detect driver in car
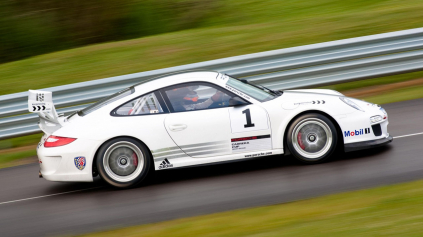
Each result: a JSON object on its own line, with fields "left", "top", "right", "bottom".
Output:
{"left": 170, "top": 86, "right": 223, "bottom": 111}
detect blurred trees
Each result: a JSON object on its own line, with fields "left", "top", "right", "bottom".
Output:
{"left": 0, "top": 0, "right": 218, "bottom": 64}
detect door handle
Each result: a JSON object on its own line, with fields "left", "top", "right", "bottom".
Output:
{"left": 169, "top": 124, "right": 187, "bottom": 132}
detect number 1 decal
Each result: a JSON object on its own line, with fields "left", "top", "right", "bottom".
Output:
{"left": 242, "top": 109, "right": 255, "bottom": 128}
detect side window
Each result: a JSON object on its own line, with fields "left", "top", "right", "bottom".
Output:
{"left": 163, "top": 83, "right": 247, "bottom": 112}
{"left": 115, "top": 92, "right": 165, "bottom": 115}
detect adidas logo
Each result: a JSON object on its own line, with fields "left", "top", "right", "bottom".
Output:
{"left": 158, "top": 158, "right": 173, "bottom": 169}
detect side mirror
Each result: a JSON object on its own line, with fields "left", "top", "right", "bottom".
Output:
{"left": 229, "top": 96, "right": 248, "bottom": 106}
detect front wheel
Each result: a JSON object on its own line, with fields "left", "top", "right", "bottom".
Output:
{"left": 286, "top": 113, "right": 338, "bottom": 164}
{"left": 97, "top": 137, "right": 151, "bottom": 188}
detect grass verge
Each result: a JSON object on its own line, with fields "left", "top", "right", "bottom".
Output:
{"left": 0, "top": 149, "right": 37, "bottom": 169}
{"left": 354, "top": 83, "right": 423, "bottom": 105}
{"left": 80, "top": 179, "right": 423, "bottom": 236}
{"left": 0, "top": 134, "right": 40, "bottom": 168}
{"left": 321, "top": 71, "right": 423, "bottom": 104}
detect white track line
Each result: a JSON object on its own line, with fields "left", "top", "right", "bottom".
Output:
{"left": 393, "top": 132, "right": 423, "bottom": 139}
{"left": 0, "top": 187, "right": 100, "bottom": 205}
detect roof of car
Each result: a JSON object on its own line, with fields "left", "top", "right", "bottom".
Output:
{"left": 132, "top": 71, "right": 220, "bottom": 92}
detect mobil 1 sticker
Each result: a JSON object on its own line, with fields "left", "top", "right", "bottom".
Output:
{"left": 231, "top": 135, "right": 271, "bottom": 152}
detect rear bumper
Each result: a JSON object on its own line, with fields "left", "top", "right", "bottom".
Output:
{"left": 37, "top": 138, "right": 101, "bottom": 182}
{"left": 344, "top": 135, "right": 393, "bottom": 152}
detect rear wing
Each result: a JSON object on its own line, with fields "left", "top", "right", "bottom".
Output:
{"left": 28, "top": 90, "right": 64, "bottom": 135}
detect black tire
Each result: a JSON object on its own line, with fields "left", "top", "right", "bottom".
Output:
{"left": 286, "top": 113, "right": 338, "bottom": 164}
{"left": 96, "top": 137, "right": 151, "bottom": 188}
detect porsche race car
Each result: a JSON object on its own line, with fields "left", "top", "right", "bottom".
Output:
{"left": 29, "top": 71, "right": 392, "bottom": 188}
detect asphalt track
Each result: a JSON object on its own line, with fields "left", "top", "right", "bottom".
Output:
{"left": 1, "top": 98, "right": 423, "bottom": 236}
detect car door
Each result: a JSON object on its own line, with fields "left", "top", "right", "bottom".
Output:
{"left": 161, "top": 82, "right": 239, "bottom": 158}
{"left": 228, "top": 104, "right": 272, "bottom": 153}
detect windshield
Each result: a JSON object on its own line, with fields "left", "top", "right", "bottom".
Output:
{"left": 226, "top": 77, "right": 276, "bottom": 102}
{"left": 76, "top": 87, "right": 135, "bottom": 117}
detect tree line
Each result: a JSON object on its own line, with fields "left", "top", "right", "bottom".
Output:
{"left": 0, "top": 0, "right": 218, "bottom": 64}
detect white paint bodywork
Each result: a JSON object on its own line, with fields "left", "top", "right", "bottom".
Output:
{"left": 35, "top": 71, "right": 390, "bottom": 182}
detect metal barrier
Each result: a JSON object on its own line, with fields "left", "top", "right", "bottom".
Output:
{"left": 2, "top": 27, "right": 423, "bottom": 139}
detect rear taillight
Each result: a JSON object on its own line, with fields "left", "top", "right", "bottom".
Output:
{"left": 44, "top": 135, "right": 76, "bottom": 148}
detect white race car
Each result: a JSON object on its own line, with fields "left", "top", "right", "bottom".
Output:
{"left": 29, "top": 71, "right": 392, "bottom": 188}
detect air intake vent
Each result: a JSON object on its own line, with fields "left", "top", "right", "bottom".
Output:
{"left": 371, "top": 124, "right": 382, "bottom": 136}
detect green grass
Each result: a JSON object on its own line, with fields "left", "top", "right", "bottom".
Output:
{"left": 80, "top": 179, "right": 423, "bottom": 236}
{"left": 0, "top": 150, "right": 36, "bottom": 168}
{"left": 319, "top": 70, "right": 423, "bottom": 104}
{"left": 0, "top": 134, "right": 40, "bottom": 168}
{"left": 321, "top": 71, "right": 423, "bottom": 92}
{"left": 0, "top": 133, "right": 41, "bottom": 150}
{"left": 362, "top": 84, "right": 423, "bottom": 105}
{"left": 1, "top": 0, "right": 423, "bottom": 95}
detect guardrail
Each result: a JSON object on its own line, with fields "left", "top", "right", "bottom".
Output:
{"left": 2, "top": 27, "right": 423, "bottom": 140}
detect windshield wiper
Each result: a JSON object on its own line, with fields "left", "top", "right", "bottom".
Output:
{"left": 261, "top": 85, "right": 283, "bottom": 96}
{"left": 240, "top": 79, "right": 282, "bottom": 96}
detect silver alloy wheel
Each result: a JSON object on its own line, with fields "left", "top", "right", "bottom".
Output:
{"left": 292, "top": 118, "right": 333, "bottom": 159}
{"left": 103, "top": 141, "right": 145, "bottom": 182}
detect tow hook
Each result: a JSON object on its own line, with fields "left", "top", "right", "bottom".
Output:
{"left": 39, "top": 171, "right": 43, "bottom": 178}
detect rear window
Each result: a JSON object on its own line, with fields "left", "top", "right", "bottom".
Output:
{"left": 77, "top": 87, "right": 134, "bottom": 116}
{"left": 114, "top": 92, "right": 164, "bottom": 116}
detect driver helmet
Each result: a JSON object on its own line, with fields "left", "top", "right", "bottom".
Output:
{"left": 183, "top": 86, "right": 199, "bottom": 102}
{"left": 167, "top": 86, "right": 199, "bottom": 105}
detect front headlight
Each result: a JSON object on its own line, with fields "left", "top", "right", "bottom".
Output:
{"left": 339, "top": 97, "right": 364, "bottom": 112}
{"left": 370, "top": 115, "right": 383, "bottom": 124}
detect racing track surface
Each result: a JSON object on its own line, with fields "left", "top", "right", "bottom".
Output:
{"left": 1, "top": 98, "right": 423, "bottom": 236}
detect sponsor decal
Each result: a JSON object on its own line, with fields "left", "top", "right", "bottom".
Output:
{"left": 245, "top": 152, "right": 272, "bottom": 158}
{"left": 36, "top": 93, "right": 44, "bottom": 102}
{"left": 218, "top": 74, "right": 229, "bottom": 81}
{"left": 294, "top": 100, "right": 325, "bottom": 105}
{"left": 225, "top": 85, "right": 251, "bottom": 100}
{"left": 231, "top": 135, "right": 271, "bottom": 152}
{"left": 159, "top": 158, "right": 173, "bottom": 169}
{"left": 344, "top": 128, "right": 371, "bottom": 137}
{"left": 33, "top": 106, "right": 45, "bottom": 111}
{"left": 74, "top": 156, "right": 86, "bottom": 170}
{"left": 150, "top": 109, "right": 159, "bottom": 113}
{"left": 29, "top": 102, "right": 51, "bottom": 112}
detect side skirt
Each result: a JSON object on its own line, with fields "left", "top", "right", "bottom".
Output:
{"left": 154, "top": 149, "right": 284, "bottom": 170}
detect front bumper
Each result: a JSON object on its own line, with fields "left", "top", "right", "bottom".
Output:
{"left": 344, "top": 135, "right": 393, "bottom": 152}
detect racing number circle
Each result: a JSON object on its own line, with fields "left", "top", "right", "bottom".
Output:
{"left": 287, "top": 113, "right": 338, "bottom": 163}
{"left": 97, "top": 138, "right": 151, "bottom": 188}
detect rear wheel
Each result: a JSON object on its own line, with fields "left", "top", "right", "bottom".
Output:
{"left": 287, "top": 113, "right": 338, "bottom": 164}
{"left": 97, "top": 137, "right": 151, "bottom": 188}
